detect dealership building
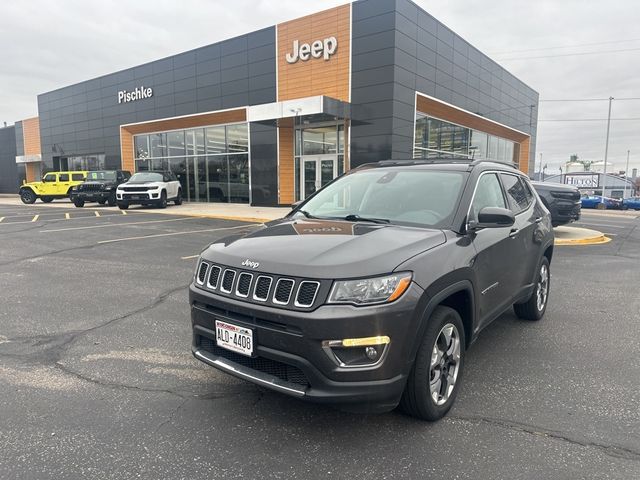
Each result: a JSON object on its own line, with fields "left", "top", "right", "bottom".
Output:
{"left": 0, "top": 0, "right": 538, "bottom": 206}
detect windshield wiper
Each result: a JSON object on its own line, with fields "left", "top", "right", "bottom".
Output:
{"left": 297, "top": 209, "right": 317, "bottom": 219}
{"left": 343, "top": 214, "right": 390, "bottom": 224}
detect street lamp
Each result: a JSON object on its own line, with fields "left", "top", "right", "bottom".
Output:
{"left": 624, "top": 150, "right": 630, "bottom": 200}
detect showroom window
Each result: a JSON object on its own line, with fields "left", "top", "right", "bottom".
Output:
{"left": 414, "top": 113, "right": 517, "bottom": 164}
{"left": 133, "top": 123, "right": 249, "bottom": 204}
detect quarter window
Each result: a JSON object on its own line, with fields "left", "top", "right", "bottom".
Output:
{"left": 501, "top": 174, "right": 531, "bottom": 214}
{"left": 471, "top": 173, "right": 506, "bottom": 219}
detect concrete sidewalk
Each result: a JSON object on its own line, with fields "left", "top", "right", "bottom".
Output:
{"left": 554, "top": 226, "right": 610, "bottom": 245}
{"left": 0, "top": 195, "right": 289, "bottom": 222}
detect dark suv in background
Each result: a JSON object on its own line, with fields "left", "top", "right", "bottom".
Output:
{"left": 531, "top": 181, "right": 581, "bottom": 227}
{"left": 71, "top": 170, "right": 131, "bottom": 207}
{"left": 190, "top": 159, "right": 554, "bottom": 421}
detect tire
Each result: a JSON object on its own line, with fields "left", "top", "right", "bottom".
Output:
{"left": 400, "top": 306, "right": 465, "bottom": 421}
{"left": 73, "top": 199, "right": 85, "bottom": 208}
{"left": 20, "top": 189, "right": 36, "bottom": 204}
{"left": 514, "top": 256, "right": 550, "bottom": 321}
{"left": 117, "top": 202, "right": 129, "bottom": 210}
{"left": 158, "top": 190, "right": 167, "bottom": 209}
{"left": 41, "top": 196, "right": 54, "bottom": 203}
{"left": 174, "top": 189, "right": 182, "bottom": 205}
{"left": 107, "top": 194, "right": 116, "bottom": 207}
{"left": 98, "top": 200, "right": 106, "bottom": 205}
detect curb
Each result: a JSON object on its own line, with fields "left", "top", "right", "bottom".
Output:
{"left": 554, "top": 234, "right": 611, "bottom": 246}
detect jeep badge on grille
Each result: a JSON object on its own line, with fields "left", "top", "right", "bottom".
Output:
{"left": 241, "top": 259, "right": 260, "bottom": 269}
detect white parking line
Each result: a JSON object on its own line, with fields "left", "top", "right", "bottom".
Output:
{"left": 40, "top": 216, "right": 203, "bottom": 233}
{"left": 65, "top": 213, "right": 70, "bottom": 219}
{"left": 98, "top": 224, "right": 260, "bottom": 244}
{"left": 94, "top": 211, "right": 101, "bottom": 217}
{"left": 181, "top": 254, "right": 199, "bottom": 260}
{"left": 0, "top": 217, "right": 4, "bottom": 223}
{"left": 31, "top": 215, "right": 39, "bottom": 222}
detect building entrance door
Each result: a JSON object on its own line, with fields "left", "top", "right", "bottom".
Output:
{"left": 301, "top": 156, "right": 336, "bottom": 199}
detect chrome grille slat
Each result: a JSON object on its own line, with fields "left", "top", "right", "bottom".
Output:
{"left": 294, "top": 281, "right": 320, "bottom": 308}
{"left": 207, "top": 265, "right": 221, "bottom": 289}
{"left": 273, "top": 279, "right": 295, "bottom": 305}
{"left": 196, "top": 261, "right": 209, "bottom": 285}
{"left": 253, "top": 276, "right": 272, "bottom": 301}
{"left": 235, "top": 272, "right": 253, "bottom": 298}
{"left": 220, "top": 269, "right": 236, "bottom": 293}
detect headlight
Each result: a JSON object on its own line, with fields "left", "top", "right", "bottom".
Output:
{"left": 103, "top": 185, "right": 113, "bottom": 191}
{"left": 328, "top": 272, "right": 412, "bottom": 305}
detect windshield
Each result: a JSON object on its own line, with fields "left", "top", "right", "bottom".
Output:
{"left": 129, "top": 172, "right": 163, "bottom": 183}
{"left": 86, "top": 171, "right": 116, "bottom": 181}
{"left": 295, "top": 168, "right": 467, "bottom": 228}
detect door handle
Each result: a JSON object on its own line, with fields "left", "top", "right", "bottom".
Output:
{"left": 535, "top": 217, "right": 543, "bottom": 224}
{"left": 509, "top": 228, "right": 519, "bottom": 238}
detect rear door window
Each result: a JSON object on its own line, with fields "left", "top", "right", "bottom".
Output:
{"left": 500, "top": 174, "right": 531, "bottom": 214}
{"left": 58, "top": 173, "right": 69, "bottom": 182}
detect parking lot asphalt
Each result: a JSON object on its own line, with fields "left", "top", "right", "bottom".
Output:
{"left": 0, "top": 205, "right": 638, "bottom": 479}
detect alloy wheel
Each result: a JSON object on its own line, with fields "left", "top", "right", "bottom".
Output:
{"left": 536, "top": 264, "right": 549, "bottom": 311}
{"left": 429, "top": 323, "right": 461, "bottom": 406}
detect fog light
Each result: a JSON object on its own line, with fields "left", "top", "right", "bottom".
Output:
{"left": 365, "top": 346, "right": 378, "bottom": 360}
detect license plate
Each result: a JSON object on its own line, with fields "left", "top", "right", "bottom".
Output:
{"left": 215, "top": 320, "right": 253, "bottom": 356}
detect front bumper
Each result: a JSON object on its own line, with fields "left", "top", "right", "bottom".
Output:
{"left": 71, "top": 191, "right": 112, "bottom": 202}
{"left": 116, "top": 191, "right": 160, "bottom": 205}
{"left": 551, "top": 201, "right": 581, "bottom": 226}
{"left": 190, "top": 281, "right": 424, "bottom": 412}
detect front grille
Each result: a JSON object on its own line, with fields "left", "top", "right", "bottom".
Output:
{"left": 122, "top": 186, "right": 151, "bottom": 192}
{"left": 551, "top": 191, "right": 580, "bottom": 201}
{"left": 236, "top": 273, "right": 252, "bottom": 297}
{"left": 195, "top": 262, "right": 322, "bottom": 310}
{"left": 221, "top": 270, "right": 236, "bottom": 293}
{"left": 207, "top": 265, "right": 221, "bottom": 289}
{"left": 199, "top": 336, "right": 309, "bottom": 386}
{"left": 253, "top": 276, "right": 272, "bottom": 301}
{"left": 196, "top": 262, "right": 209, "bottom": 285}
{"left": 123, "top": 193, "right": 149, "bottom": 199}
{"left": 295, "top": 281, "right": 320, "bottom": 307}
{"left": 80, "top": 183, "right": 104, "bottom": 192}
{"left": 273, "top": 279, "right": 294, "bottom": 305}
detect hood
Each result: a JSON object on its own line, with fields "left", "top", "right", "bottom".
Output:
{"left": 202, "top": 218, "right": 447, "bottom": 279}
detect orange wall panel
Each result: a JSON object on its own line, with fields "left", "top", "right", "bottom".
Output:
{"left": 277, "top": 4, "right": 351, "bottom": 102}
{"left": 22, "top": 117, "right": 41, "bottom": 155}
{"left": 278, "top": 118, "right": 295, "bottom": 205}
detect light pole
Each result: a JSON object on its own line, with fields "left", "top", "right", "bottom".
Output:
{"left": 538, "top": 153, "right": 543, "bottom": 180}
{"left": 624, "top": 150, "right": 630, "bottom": 200}
{"left": 601, "top": 96, "right": 613, "bottom": 203}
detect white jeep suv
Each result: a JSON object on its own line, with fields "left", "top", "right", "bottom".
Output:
{"left": 116, "top": 171, "right": 182, "bottom": 209}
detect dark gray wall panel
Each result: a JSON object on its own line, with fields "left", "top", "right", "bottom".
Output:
{"left": 0, "top": 126, "right": 19, "bottom": 193}
{"left": 249, "top": 121, "right": 277, "bottom": 206}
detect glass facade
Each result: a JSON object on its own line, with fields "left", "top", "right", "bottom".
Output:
{"left": 134, "top": 123, "right": 249, "bottom": 203}
{"left": 294, "top": 123, "right": 345, "bottom": 201}
{"left": 414, "top": 113, "right": 517, "bottom": 163}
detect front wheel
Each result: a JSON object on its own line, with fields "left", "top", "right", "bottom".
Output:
{"left": 158, "top": 190, "right": 167, "bottom": 209}
{"left": 514, "top": 257, "right": 550, "bottom": 321}
{"left": 73, "top": 199, "right": 85, "bottom": 208}
{"left": 117, "top": 202, "right": 129, "bottom": 210}
{"left": 107, "top": 194, "right": 116, "bottom": 207}
{"left": 20, "top": 189, "right": 36, "bottom": 204}
{"left": 400, "top": 306, "right": 465, "bottom": 421}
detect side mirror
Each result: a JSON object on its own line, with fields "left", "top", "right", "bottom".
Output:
{"left": 468, "top": 207, "right": 515, "bottom": 231}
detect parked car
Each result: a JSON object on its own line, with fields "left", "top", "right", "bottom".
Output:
{"left": 116, "top": 171, "right": 182, "bottom": 209}
{"left": 581, "top": 195, "right": 622, "bottom": 209}
{"left": 622, "top": 197, "right": 640, "bottom": 210}
{"left": 190, "top": 159, "right": 554, "bottom": 421}
{"left": 70, "top": 170, "right": 131, "bottom": 207}
{"left": 19, "top": 171, "right": 87, "bottom": 204}
{"left": 531, "top": 181, "right": 581, "bottom": 227}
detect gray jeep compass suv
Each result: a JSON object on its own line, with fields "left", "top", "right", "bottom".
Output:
{"left": 190, "top": 159, "right": 554, "bottom": 421}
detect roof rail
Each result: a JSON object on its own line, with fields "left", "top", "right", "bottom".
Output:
{"left": 361, "top": 158, "right": 519, "bottom": 169}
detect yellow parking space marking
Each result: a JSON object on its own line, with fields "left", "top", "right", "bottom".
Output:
{"left": 121, "top": 211, "right": 127, "bottom": 215}
{"left": 31, "top": 215, "right": 39, "bottom": 222}
{"left": 98, "top": 224, "right": 260, "bottom": 244}
{"left": 181, "top": 254, "right": 199, "bottom": 260}
{"left": 0, "top": 217, "right": 4, "bottom": 223}
{"left": 94, "top": 211, "right": 101, "bottom": 217}
{"left": 40, "top": 216, "right": 202, "bottom": 233}
{"left": 65, "top": 213, "right": 71, "bottom": 219}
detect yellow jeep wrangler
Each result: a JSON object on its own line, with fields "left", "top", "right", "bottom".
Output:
{"left": 19, "top": 171, "right": 88, "bottom": 204}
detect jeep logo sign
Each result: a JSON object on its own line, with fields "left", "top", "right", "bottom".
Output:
{"left": 241, "top": 259, "right": 260, "bottom": 269}
{"left": 285, "top": 37, "right": 338, "bottom": 63}
{"left": 118, "top": 86, "right": 153, "bottom": 104}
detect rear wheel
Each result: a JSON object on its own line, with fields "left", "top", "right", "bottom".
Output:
{"left": 98, "top": 200, "right": 106, "bottom": 205}
{"left": 400, "top": 306, "right": 465, "bottom": 421}
{"left": 158, "top": 190, "right": 167, "bottom": 209}
{"left": 41, "top": 196, "right": 54, "bottom": 203}
{"left": 514, "top": 257, "right": 550, "bottom": 321}
{"left": 175, "top": 189, "right": 182, "bottom": 205}
{"left": 20, "top": 189, "right": 36, "bottom": 204}
{"left": 117, "top": 202, "right": 129, "bottom": 210}
{"left": 73, "top": 199, "right": 85, "bottom": 208}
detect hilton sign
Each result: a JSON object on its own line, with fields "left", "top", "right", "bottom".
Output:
{"left": 285, "top": 37, "right": 338, "bottom": 63}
